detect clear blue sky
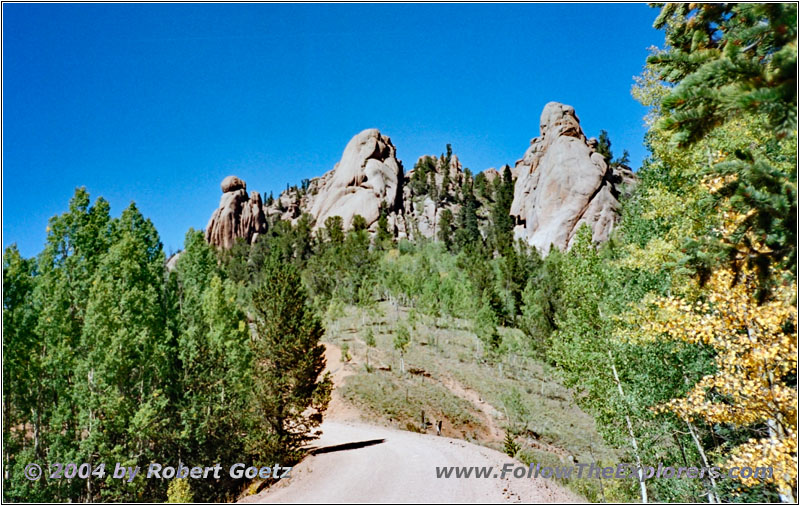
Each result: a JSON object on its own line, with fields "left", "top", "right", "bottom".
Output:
{"left": 3, "top": 3, "right": 665, "bottom": 258}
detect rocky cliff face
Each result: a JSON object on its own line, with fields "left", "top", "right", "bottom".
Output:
{"left": 205, "top": 175, "right": 268, "bottom": 249}
{"left": 510, "top": 102, "right": 627, "bottom": 252}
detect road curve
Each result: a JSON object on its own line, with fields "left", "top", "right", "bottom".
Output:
{"left": 240, "top": 420, "right": 583, "bottom": 503}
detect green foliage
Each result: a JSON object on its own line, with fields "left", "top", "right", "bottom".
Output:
{"left": 78, "top": 203, "right": 172, "bottom": 500}
{"left": 490, "top": 166, "right": 515, "bottom": 253}
{"left": 519, "top": 250, "right": 562, "bottom": 356}
{"left": 250, "top": 256, "right": 332, "bottom": 462}
{"left": 167, "top": 479, "right": 193, "bottom": 503}
{"left": 648, "top": 3, "right": 797, "bottom": 297}
{"left": 304, "top": 214, "right": 378, "bottom": 308}
{"left": 437, "top": 208, "right": 454, "bottom": 250}
{"left": 323, "top": 215, "right": 344, "bottom": 244}
{"left": 364, "top": 327, "right": 376, "bottom": 347}
{"left": 473, "top": 296, "right": 500, "bottom": 355}
{"left": 650, "top": 3, "right": 797, "bottom": 144}
{"left": 2, "top": 190, "right": 334, "bottom": 502}
{"left": 172, "top": 230, "right": 254, "bottom": 501}
{"left": 596, "top": 129, "right": 613, "bottom": 163}
{"left": 351, "top": 214, "right": 368, "bottom": 232}
{"left": 474, "top": 171, "right": 491, "bottom": 201}
{"left": 394, "top": 323, "right": 411, "bottom": 354}
{"left": 503, "top": 430, "right": 520, "bottom": 457}
{"left": 453, "top": 174, "right": 481, "bottom": 252}
{"left": 375, "top": 202, "right": 393, "bottom": 249}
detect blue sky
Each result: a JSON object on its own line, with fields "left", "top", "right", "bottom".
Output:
{"left": 3, "top": 3, "right": 665, "bottom": 257}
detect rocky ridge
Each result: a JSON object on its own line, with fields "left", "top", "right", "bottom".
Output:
{"left": 204, "top": 103, "right": 634, "bottom": 252}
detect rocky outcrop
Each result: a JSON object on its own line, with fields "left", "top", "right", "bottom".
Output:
{"left": 401, "top": 154, "right": 464, "bottom": 239}
{"left": 510, "top": 102, "right": 627, "bottom": 252}
{"left": 205, "top": 176, "right": 268, "bottom": 249}
{"left": 483, "top": 168, "right": 500, "bottom": 183}
{"left": 306, "top": 129, "right": 403, "bottom": 231}
{"left": 204, "top": 109, "right": 633, "bottom": 251}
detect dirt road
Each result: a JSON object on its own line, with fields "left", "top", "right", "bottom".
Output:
{"left": 241, "top": 420, "right": 582, "bottom": 503}
{"left": 240, "top": 343, "right": 582, "bottom": 503}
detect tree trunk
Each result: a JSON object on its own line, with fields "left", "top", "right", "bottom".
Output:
{"left": 686, "top": 421, "right": 720, "bottom": 503}
{"left": 608, "top": 350, "right": 648, "bottom": 503}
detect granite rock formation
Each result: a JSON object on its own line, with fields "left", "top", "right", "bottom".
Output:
{"left": 205, "top": 176, "right": 268, "bottom": 249}
{"left": 510, "top": 102, "right": 626, "bottom": 252}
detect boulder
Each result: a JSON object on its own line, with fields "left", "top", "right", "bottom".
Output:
{"left": 510, "top": 102, "right": 626, "bottom": 252}
{"left": 205, "top": 176, "right": 267, "bottom": 249}
{"left": 221, "top": 175, "right": 246, "bottom": 193}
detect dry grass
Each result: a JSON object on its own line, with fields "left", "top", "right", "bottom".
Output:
{"left": 325, "top": 301, "right": 619, "bottom": 467}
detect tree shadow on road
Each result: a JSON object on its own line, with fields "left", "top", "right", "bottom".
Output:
{"left": 308, "top": 439, "right": 386, "bottom": 455}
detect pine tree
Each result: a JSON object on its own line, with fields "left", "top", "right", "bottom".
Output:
{"left": 428, "top": 170, "right": 439, "bottom": 203}
{"left": 491, "top": 165, "right": 515, "bottom": 253}
{"left": 375, "top": 202, "right": 393, "bottom": 249}
{"left": 440, "top": 146, "right": 452, "bottom": 203}
{"left": 474, "top": 171, "right": 489, "bottom": 201}
{"left": 650, "top": 3, "right": 796, "bottom": 144}
{"left": 351, "top": 214, "right": 368, "bottom": 232}
{"left": 454, "top": 174, "right": 481, "bottom": 251}
{"left": 649, "top": 3, "right": 797, "bottom": 295}
{"left": 438, "top": 208, "right": 454, "bottom": 251}
{"left": 324, "top": 216, "right": 345, "bottom": 244}
{"left": 249, "top": 257, "right": 332, "bottom": 462}
{"left": 596, "top": 130, "right": 613, "bottom": 163}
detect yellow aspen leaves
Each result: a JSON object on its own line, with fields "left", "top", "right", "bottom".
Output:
{"left": 643, "top": 268, "right": 797, "bottom": 495}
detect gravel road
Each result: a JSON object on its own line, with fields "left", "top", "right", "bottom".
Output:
{"left": 241, "top": 420, "right": 583, "bottom": 503}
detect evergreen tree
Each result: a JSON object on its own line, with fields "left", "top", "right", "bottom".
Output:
{"left": 650, "top": 3, "right": 796, "bottom": 143}
{"left": 428, "top": 170, "right": 439, "bottom": 203}
{"left": 491, "top": 165, "right": 515, "bottom": 253}
{"left": 249, "top": 257, "right": 332, "bottom": 462}
{"left": 323, "top": 215, "right": 345, "bottom": 244}
{"left": 474, "top": 171, "right": 489, "bottom": 201}
{"left": 649, "top": 3, "right": 797, "bottom": 295}
{"left": 440, "top": 145, "right": 453, "bottom": 203}
{"left": 438, "top": 208, "right": 454, "bottom": 251}
{"left": 375, "top": 202, "right": 393, "bottom": 249}
{"left": 454, "top": 174, "right": 481, "bottom": 251}
{"left": 596, "top": 129, "right": 613, "bottom": 163}
{"left": 351, "top": 214, "right": 368, "bottom": 232}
